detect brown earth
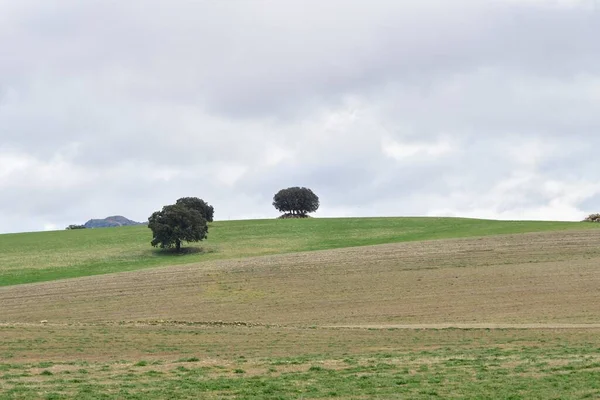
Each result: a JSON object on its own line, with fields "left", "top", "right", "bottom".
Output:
{"left": 2, "top": 229, "right": 600, "bottom": 327}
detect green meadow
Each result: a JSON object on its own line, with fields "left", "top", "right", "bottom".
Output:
{"left": 2, "top": 325, "right": 600, "bottom": 399}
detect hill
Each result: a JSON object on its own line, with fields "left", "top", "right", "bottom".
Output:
{"left": 84, "top": 215, "right": 144, "bottom": 228}
{"left": 4, "top": 229, "right": 600, "bottom": 325}
{"left": 1, "top": 217, "right": 599, "bottom": 287}
{"left": 2, "top": 227, "right": 600, "bottom": 398}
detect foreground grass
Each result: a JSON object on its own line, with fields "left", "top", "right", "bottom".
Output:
{"left": 5, "top": 350, "right": 600, "bottom": 399}
{"left": 1, "top": 217, "right": 598, "bottom": 286}
{"left": 1, "top": 325, "right": 600, "bottom": 399}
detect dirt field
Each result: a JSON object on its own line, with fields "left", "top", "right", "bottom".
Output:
{"left": 2, "top": 229, "right": 600, "bottom": 326}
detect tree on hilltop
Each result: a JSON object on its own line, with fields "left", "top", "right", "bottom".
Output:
{"left": 148, "top": 204, "right": 208, "bottom": 252}
{"left": 273, "top": 187, "right": 319, "bottom": 218}
{"left": 66, "top": 224, "right": 86, "bottom": 230}
{"left": 176, "top": 197, "right": 215, "bottom": 222}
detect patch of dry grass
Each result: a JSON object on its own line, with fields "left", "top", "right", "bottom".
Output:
{"left": 1, "top": 323, "right": 599, "bottom": 363}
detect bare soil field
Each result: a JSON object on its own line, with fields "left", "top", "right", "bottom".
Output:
{"left": 2, "top": 230, "right": 600, "bottom": 326}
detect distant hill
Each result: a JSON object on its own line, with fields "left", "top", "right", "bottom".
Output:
{"left": 84, "top": 216, "right": 144, "bottom": 229}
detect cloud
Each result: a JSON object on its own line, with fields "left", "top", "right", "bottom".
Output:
{"left": 0, "top": 0, "right": 599, "bottom": 233}
{"left": 382, "top": 137, "right": 456, "bottom": 160}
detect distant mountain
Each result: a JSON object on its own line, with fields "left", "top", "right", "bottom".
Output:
{"left": 84, "top": 216, "right": 144, "bottom": 229}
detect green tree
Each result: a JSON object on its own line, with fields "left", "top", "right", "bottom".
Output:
{"left": 66, "top": 224, "right": 86, "bottom": 230}
{"left": 273, "top": 187, "right": 320, "bottom": 217}
{"left": 176, "top": 197, "right": 215, "bottom": 222}
{"left": 148, "top": 204, "right": 208, "bottom": 252}
{"left": 584, "top": 213, "right": 600, "bottom": 222}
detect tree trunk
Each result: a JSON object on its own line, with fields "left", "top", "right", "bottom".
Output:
{"left": 176, "top": 239, "right": 181, "bottom": 252}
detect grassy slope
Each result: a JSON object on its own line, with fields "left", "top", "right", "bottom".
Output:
{"left": 1, "top": 217, "right": 598, "bottom": 286}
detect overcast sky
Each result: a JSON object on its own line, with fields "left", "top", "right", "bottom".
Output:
{"left": 1, "top": 0, "right": 599, "bottom": 233}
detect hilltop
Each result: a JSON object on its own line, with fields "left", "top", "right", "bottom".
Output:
{"left": 84, "top": 215, "right": 144, "bottom": 229}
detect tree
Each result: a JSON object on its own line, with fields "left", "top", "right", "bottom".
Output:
{"left": 176, "top": 197, "right": 215, "bottom": 222}
{"left": 273, "top": 187, "right": 319, "bottom": 217}
{"left": 148, "top": 204, "right": 208, "bottom": 252}
{"left": 66, "top": 224, "right": 86, "bottom": 230}
{"left": 584, "top": 213, "right": 600, "bottom": 222}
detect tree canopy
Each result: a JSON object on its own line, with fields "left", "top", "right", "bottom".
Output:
{"left": 273, "top": 187, "right": 319, "bottom": 217}
{"left": 584, "top": 213, "right": 600, "bottom": 222}
{"left": 176, "top": 197, "right": 215, "bottom": 222}
{"left": 66, "top": 224, "right": 86, "bottom": 230}
{"left": 148, "top": 204, "right": 208, "bottom": 252}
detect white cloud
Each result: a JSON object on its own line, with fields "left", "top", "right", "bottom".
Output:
{"left": 503, "top": 0, "right": 596, "bottom": 8}
{"left": 43, "top": 223, "right": 58, "bottom": 231}
{"left": 215, "top": 164, "right": 248, "bottom": 187}
{"left": 382, "top": 137, "right": 455, "bottom": 160}
{"left": 0, "top": 153, "right": 32, "bottom": 180}
{"left": 0, "top": 151, "right": 90, "bottom": 189}
{"left": 430, "top": 174, "right": 600, "bottom": 221}
{"left": 264, "top": 144, "right": 294, "bottom": 167}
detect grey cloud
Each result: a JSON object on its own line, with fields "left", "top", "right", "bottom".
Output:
{"left": 1, "top": 0, "right": 599, "bottom": 233}
{"left": 4, "top": 1, "right": 599, "bottom": 118}
{"left": 579, "top": 194, "right": 600, "bottom": 212}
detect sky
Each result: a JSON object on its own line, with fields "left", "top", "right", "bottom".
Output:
{"left": 1, "top": 0, "right": 599, "bottom": 233}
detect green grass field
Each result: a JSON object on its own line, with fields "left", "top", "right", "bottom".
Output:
{"left": 1, "top": 217, "right": 598, "bottom": 286}
{"left": 2, "top": 325, "right": 600, "bottom": 399}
